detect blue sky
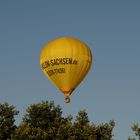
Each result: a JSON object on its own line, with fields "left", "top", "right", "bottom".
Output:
{"left": 0, "top": 0, "right": 140, "bottom": 139}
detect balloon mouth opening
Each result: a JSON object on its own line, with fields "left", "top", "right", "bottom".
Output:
{"left": 64, "top": 96, "right": 71, "bottom": 103}
{"left": 60, "top": 88, "right": 75, "bottom": 96}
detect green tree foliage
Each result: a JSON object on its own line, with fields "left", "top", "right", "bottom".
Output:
{"left": 0, "top": 102, "right": 18, "bottom": 140}
{"left": 95, "top": 120, "right": 115, "bottom": 140}
{"left": 128, "top": 123, "right": 140, "bottom": 140}
{"left": 12, "top": 101, "right": 115, "bottom": 140}
{"left": 0, "top": 101, "right": 115, "bottom": 140}
{"left": 12, "top": 101, "right": 73, "bottom": 140}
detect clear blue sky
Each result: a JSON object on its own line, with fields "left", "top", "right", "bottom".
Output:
{"left": 0, "top": 0, "right": 140, "bottom": 139}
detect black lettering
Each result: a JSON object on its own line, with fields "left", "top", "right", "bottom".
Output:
{"left": 62, "top": 58, "right": 66, "bottom": 64}
{"left": 41, "top": 61, "right": 50, "bottom": 69}
{"left": 47, "top": 70, "right": 55, "bottom": 76}
{"left": 59, "top": 58, "right": 63, "bottom": 64}
{"left": 53, "top": 59, "right": 57, "bottom": 65}
{"left": 56, "top": 59, "right": 59, "bottom": 65}
{"left": 54, "top": 69, "right": 58, "bottom": 74}
{"left": 66, "top": 58, "right": 69, "bottom": 64}
{"left": 73, "top": 59, "right": 78, "bottom": 64}
{"left": 46, "top": 68, "right": 65, "bottom": 77}
{"left": 42, "top": 58, "right": 78, "bottom": 69}
{"left": 50, "top": 59, "right": 54, "bottom": 66}
{"left": 69, "top": 58, "right": 72, "bottom": 64}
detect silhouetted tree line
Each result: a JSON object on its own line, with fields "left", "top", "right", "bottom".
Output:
{"left": 0, "top": 101, "right": 139, "bottom": 140}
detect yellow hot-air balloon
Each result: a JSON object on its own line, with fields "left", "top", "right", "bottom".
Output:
{"left": 40, "top": 37, "right": 92, "bottom": 103}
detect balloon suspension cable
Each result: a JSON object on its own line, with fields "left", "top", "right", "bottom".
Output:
{"left": 64, "top": 96, "right": 71, "bottom": 103}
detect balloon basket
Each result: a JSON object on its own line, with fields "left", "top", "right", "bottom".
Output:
{"left": 64, "top": 96, "right": 71, "bottom": 103}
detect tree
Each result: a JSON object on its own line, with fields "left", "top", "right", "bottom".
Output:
{"left": 0, "top": 102, "right": 18, "bottom": 140}
{"left": 0, "top": 101, "right": 115, "bottom": 140}
{"left": 95, "top": 120, "right": 115, "bottom": 140}
{"left": 12, "top": 101, "right": 115, "bottom": 140}
{"left": 12, "top": 101, "right": 72, "bottom": 140}
{"left": 67, "top": 110, "right": 95, "bottom": 140}
{"left": 128, "top": 123, "right": 140, "bottom": 140}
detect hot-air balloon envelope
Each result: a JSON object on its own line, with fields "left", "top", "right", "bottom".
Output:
{"left": 40, "top": 37, "right": 92, "bottom": 103}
